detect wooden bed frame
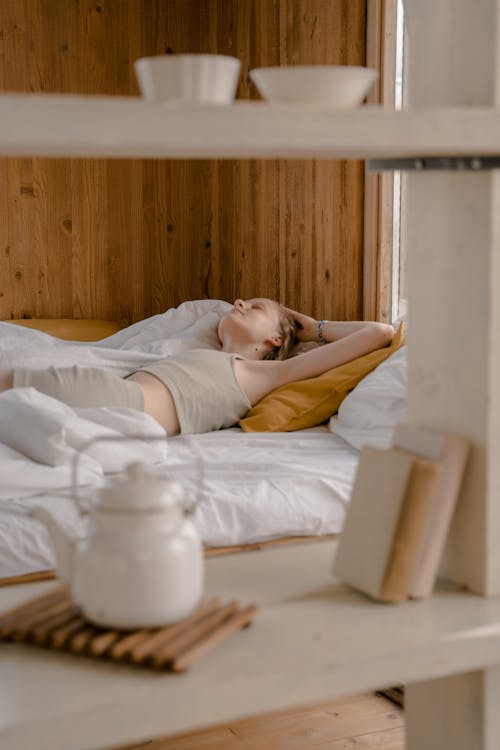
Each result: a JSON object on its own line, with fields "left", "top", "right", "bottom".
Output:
{"left": 0, "top": 534, "right": 339, "bottom": 587}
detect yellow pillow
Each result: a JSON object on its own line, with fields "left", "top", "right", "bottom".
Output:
{"left": 6, "top": 319, "right": 125, "bottom": 341}
{"left": 240, "top": 323, "right": 405, "bottom": 433}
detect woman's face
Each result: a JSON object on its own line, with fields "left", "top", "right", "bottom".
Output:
{"left": 218, "top": 298, "right": 282, "bottom": 349}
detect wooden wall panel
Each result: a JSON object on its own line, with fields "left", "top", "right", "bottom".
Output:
{"left": 0, "top": 0, "right": 367, "bottom": 324}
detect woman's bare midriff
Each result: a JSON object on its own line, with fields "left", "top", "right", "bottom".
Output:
{"left": 127, "top": 372, "right": 180, "bottom": 435}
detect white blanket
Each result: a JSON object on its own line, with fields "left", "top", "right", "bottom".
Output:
{"left": 0, "top": 299, "right": 232, "bottom": 496}
{"left": 0, "top": 300, "right": 359, "bottom": 578}
{"left": 1, "top": 298, "right": 231, "bottom": 373}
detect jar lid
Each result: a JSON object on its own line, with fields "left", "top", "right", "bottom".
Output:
{"left": 98, "top": 462, "right": 185, "bottom": 513}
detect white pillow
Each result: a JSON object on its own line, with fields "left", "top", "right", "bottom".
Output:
{"left": 329, "top": 345, "right": 407, "bottom": 450}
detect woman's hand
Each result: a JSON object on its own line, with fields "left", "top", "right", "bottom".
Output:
{"left": 284, "top": 307, "right": 319, "bottom": 342}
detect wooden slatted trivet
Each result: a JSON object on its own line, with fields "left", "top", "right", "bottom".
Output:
{"left": 0, "top": 585, "right": 257, "bottom": 672}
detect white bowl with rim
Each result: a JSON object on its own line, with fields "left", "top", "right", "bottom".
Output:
{"left": 134, "top": 54, "right": 241, "bottom": 104}
{"left": 249, "top": 65, "right": 378, "bottom": 107}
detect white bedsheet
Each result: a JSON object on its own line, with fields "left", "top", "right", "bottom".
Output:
{"left": 0, "top": 300, "right": 359, "bottom": 578}
{"left": 0, "top": 428, "right": 358, "bottom": 578}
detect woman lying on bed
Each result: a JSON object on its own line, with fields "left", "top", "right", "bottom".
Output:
{"left": 0, "top": 299, "right": 393, "bottom": 435}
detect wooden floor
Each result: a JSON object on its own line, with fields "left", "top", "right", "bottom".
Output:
{"left": 119, "top": 692, "right": 404, "bottom": 749}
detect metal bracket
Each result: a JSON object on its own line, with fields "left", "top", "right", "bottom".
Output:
{"left": 367, "top": 156, "right": 500, "bottom": 173}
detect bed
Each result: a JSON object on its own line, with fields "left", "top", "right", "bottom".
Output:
{"left": 0, "top": 300, "right": 407, "bottom": 583}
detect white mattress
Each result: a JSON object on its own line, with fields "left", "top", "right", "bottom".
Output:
{"left": 0, "top": 427, "right": 358, "bottom": 579}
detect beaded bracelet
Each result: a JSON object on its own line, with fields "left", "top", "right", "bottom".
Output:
{"left": 317, "top": 319, "right": 328, "bottom": 344}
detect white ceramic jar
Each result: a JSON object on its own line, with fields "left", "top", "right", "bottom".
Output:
{"left": 35, "top": 462, "right": 204, "bottom": 629}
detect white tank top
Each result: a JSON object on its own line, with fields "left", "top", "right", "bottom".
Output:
{"left": 136, "top": 349, "right": 251, "bottom": 434}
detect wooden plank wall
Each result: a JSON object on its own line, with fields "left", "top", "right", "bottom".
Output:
{"left": 0, "top": 0, "right": 367, "bottom": 324}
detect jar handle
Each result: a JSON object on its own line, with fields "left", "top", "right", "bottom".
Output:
{"left": 71, "top": 433, "right": 204, "bottom": 515}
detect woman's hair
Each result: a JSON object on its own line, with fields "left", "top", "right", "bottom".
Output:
{"left": 263, "top": 304, "right": 298, "bottom": 361}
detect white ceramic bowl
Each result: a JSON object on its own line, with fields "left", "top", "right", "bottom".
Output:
{"left": 249, "top": 65, "right": 378, "bottom": 107}
{"left": 134, "top": 54, "right": 241, "bottom": 104}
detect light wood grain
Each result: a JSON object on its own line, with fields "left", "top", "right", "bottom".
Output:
{"left": 114, "top": 692, "right": 404, "bottom": 750}
{"left": 364, "top": 0, "right": 396, "bottom": 322}
{"left": 0, "top": 0, "right": 367, "bottom": 322}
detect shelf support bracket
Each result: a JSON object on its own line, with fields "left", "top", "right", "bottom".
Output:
{"left": 367, "top": 156, "right": 500, "bottom": 172}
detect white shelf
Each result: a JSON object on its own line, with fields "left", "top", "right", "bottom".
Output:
{"left": 1, "top": 540, "right": 500, "bottom": 750}
{"left": 2, "top": 94, "right": 500, "bottom": 159}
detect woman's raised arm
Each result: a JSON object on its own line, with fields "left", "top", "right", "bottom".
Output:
{"left": 285, "top": 307, "right": 393, "bottom": 344}
{"left": 276, "top": 310, "right": 394, "bottom": 386}
{"left": 234, "top": 308, "right": 394, "bottom": 405}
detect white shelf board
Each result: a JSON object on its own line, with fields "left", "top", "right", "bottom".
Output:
{"left": 2, "top": 540, "right": 500, "bottom": 750}
{"left": 1, "top": 94, "right": 500, "bottom": 159}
